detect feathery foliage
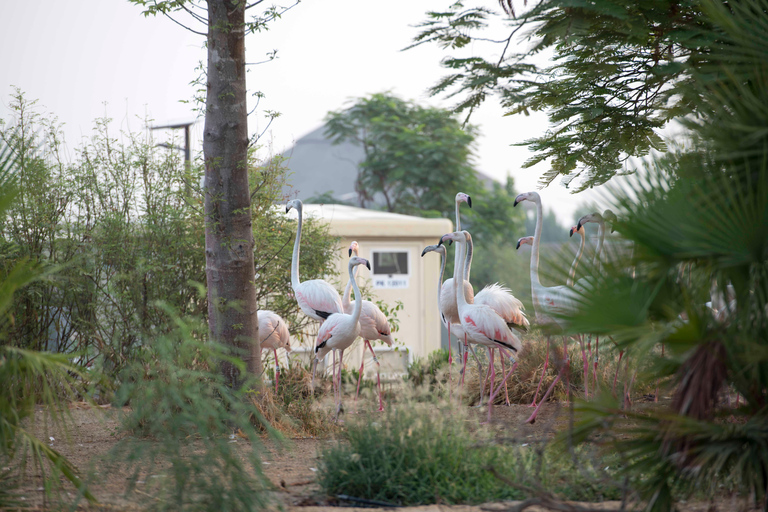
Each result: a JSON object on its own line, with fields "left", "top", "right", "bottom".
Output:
{"left": 548, "top": 1, "right": 768, "bottom": 509}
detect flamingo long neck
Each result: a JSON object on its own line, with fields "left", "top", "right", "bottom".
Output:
{"left": 593, "top": 219, "right": 605, "bottom": 269}
{"left": 343, "top": 249, "right": 360, "bottom": 305}
{"left": 349, "top": 264, "right": 363, "bottom": 324}
{"left": 436, "top": 247, "right": 447, "bottom": 302}
{"left": 568, "top": 231, "right": 585, "bottom": 287}
{"left": 290, "top": 202, "right": 303, "bottom": 290}
{"left": 453, "top": 200, "right": 466, "bottom": 283}
{"left": 455, "top": 238, "right": 470, "bottom": 311}
{"left": 465, "top": 232, "right": 475, "bottom": 288}
{"left": 530, "top": 196, "right": 543, "bottom": 289}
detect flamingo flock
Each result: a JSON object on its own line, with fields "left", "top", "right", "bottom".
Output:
{"left": 258, "top": 193, "right": 639, "bottom": 422}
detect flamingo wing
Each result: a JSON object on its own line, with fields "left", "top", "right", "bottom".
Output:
{"left": 296, "top": 279, "right": 344, "bottom": 321}
{"left": 462, "top": 304, "right": 523, "bottom": 354}
{"left": 359, "top": 300, "right": 394, "bottom": 345}
{"left": 475, "top": 282, "right": 529, "bottom": 329}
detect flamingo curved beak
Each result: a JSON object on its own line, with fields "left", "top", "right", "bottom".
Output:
{"left": 365, "top": 259, "right": 371, "bottom": 271}
{"left": 516, "top": 239, "right": 522, "bottom": 250}
{"left": 569, "top": 227, "right": 575, "bottom": 237}
{"left": 467, "top": 195, "right": 472, "bottom": 208}
{"left": 285, "top": 204, "right": 290, "bottom": 213}
{"left": 348, "top": 248, "right": 352, "bottom": 257}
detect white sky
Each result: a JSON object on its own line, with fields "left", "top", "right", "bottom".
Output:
{"left": 0, "top": 0, "right": 618, "bottom": 225}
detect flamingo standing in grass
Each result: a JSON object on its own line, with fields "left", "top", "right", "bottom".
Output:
{"left": 514, "top": 192, "right": 578, "bottom": 423}
{"left": 286, "top": 199, "right": 344, "bottom": 323}
{"left": 461, "top": 231, "right": 529, "bottom": 405}
{"left": 315, "top": 256, "right": 371, "bottom": 419}
{"left": 440, "top": 192, "right": 474, "bottom": 390}
{"left": 440, "top": 231, "right": 523, "bottom": 422}
{"left": 343, "top": 241, "right": 394, "bottom": 412}
{"left": 258, "top": 310, "right": 291, "bottom": 393}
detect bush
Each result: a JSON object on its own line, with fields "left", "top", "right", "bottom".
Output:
{"left": 110, "top": 304, "right": 274, "bottom": 511}
{"left": 317, "top": 403, "right": 622, "bottom": 506}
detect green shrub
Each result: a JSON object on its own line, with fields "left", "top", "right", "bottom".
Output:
{"left": 110, "top": 303, "right": 275, "bottom": 511}
{"left": 317, "top": 404, "right": 622, "bottom": 505}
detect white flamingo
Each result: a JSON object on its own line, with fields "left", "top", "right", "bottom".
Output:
{"left": 315, "top": 256, "right": 371, "bottom": 419}
{"left": 514, "top": 191, "right": 577, "bottom": 423}
{"left": 440, "top": 192, "right": 474, "bottom": 387}
{"left": 440, "top": 231, "right": 523, "bottom": 422}
{"left": 285, "top": 199, "right": 344, "bottom": 322}
{"left": 343, "top": 241, "right": 394, "bottom": 412}
{"left": 462, "top": 231, "right": 529, "bottom": 405}
{"left": 258, "top": 310, "right": 291, "bottom": 393}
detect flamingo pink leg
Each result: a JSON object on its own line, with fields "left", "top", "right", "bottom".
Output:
{"left": 612, "top": 350, "right": 624, "bottom": 397}
{"left": 336, "top": 349, "right": 345, "bottom": 418}
{"left": 273, "top": 349, "right": 280, "bottom": 394}
{"left": 527, "top": 338, "right": 569, "bottom": 423}
{"left": 363, "top": 340, "right": 384, "bottom": 412}
{"left": 460, "top": 335, "right": 469, "bottom": 387}
{"left": 332, "top": 351, "right": 338, "bottom": 415}
{"left": 478, "top": 349, "right": 493, "bottom": 407}
{"left": 563, "top": 337, "right": 571, "bottom": 404}
{"left": 580, "top": 335, "right": 588, "bottom": 399}
{"left": 587, "top": 336, "right": 593, "bottom": 396}
{"left": 592, "top": 336, "right": 599, "bottom": 391}
{"left": 485, "top": 357, "right": 518, "bottom": 423}
{"left": 529, "top": 339, "right": 550, "bottom": 407}
{"left": 447, "top": 323, "right": 452, "bottom": 399}
{"left": 354, "top": 340, "right": 367, "bottom": 403}
{"left": 499, "top": 350, "right": 511, "bottom": 406}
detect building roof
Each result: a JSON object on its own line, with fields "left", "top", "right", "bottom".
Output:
{"left": 286, "top": 203, "right": 453, "bottom": 238}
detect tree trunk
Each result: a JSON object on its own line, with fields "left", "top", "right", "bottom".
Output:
{"left": 204, "top": 0, "right": 260, "bottom": 386}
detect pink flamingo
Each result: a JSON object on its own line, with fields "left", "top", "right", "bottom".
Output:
{"left": 439, "top": 192, "right": 474, "bottom": 390}
{"left": 343, "top": 241, "right": 394, "bottom": 412}
{"left": 258, "top": 310, "right": 291, "bottom": 393}
{"left": 286, "top": 199, "right": 344, "bottom": 323}
{"left": 315, "top": 256, "right": 371, "bottom": 420}
{"left": 514, "top": 191, "right": 578, "bottom": 423}
{"left": 461, "top": 231, "right": 529, "bottom": 405}
{"left": 440, "top": 231, "right": 523, "bottom": 423}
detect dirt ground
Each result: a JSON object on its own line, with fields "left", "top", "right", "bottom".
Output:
{"left": 13, "top": 399, "right": 754, "bottom": 512}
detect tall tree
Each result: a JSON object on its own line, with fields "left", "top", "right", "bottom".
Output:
{"left": 129, "top": 0, "right": 297, "bottom": 384}
{"left": 325, "top": 93, "right": 481, "bottom": 215}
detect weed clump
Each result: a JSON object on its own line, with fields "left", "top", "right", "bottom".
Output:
{"left": 317, "top": 403, "right": 622, "bottom": 506}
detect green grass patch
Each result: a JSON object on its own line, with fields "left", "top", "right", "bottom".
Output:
{"left": 317, "top": 403, "right": 622, "bottom": 506}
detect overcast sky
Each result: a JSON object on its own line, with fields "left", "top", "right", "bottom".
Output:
{"left": 0, "top": 0, "right": 617, "bottom": 225}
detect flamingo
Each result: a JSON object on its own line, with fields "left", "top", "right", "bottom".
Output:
{"left": 567, "top": 225, "right": 586, "bottom": 287}
{"left": 461, "top": 231, "right": 529, "bottom": 405}
{"left": 258, "top": 310, "right": 291, "bottom": 393}
{"left": 285, "top": 199, "right": 344, "bottom": 323}
{"left": 440, "top": 192, "right": 474, "bottom": 389}
{"left": 514, "top": 191, "right": 578, "bottom": 423}
{"left": 422, "top": 239, "right": 528, "bottom": 406}
{"left": 343, "top": 241, "right": 394, "bottom": 412}
{"left": 315, "top": 256, "right": 370, "bottom": 419}
{"left": 439, "top": 231, "right": 523, "bottom": 422}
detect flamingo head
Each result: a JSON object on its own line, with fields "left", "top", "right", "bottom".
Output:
{"left": 348, "top": 240, "right": 359, "bottom": 257}
{"left": 438, "top": 231, "right": 465, "bottom": 247}
{"left": 603, "top": 209, "right": 617, "bottom": 233}
{"left": 421, "top": 244, "right": 446, "bottom": 258}
{"left": 285, "top": 199, "right": 303, "bottom": 213}
{"left": 455, "top": 192, "right": 472, "bottom": 208}
{"left": 569, "top": 225, "right": 585, "bottom": 237}
{"left": 516, "top": 236, "right": 534, "bottom": 250}
{"left": 577, "top": 211, "right": 603, "bottom": 231}
{"left": 513, "top": 191, "right": 540, "bottom": 207}
{"left": 349, "top": 255, "right": 371, "bottom": 271}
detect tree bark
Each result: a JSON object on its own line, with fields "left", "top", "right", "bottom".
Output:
{"left": 204, "top": 0, "right": 260, "bottom": 385}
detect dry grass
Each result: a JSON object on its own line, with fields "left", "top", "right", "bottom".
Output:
{"left": 461, "top": 330, "right": 657, "bottom": 406}
{"left": 250, "top": 364, "right": 340, "bottom": 438}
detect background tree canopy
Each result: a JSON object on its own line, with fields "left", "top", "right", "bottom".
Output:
{"left": 409, "top": 0, "right": 722, "bottom": 191}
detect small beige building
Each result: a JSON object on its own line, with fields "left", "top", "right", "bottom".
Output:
{"left": 287, "top": 204, "right": 452, "bottom": 378}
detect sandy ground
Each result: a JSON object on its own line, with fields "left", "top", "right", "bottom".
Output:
{"left": 11, "top": 399, "right": 756, "bottom": 512}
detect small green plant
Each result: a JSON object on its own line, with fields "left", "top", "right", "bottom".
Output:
{"left": 405, "top": 348, "right": 450, "bottom": 389}
{"left": 110, "top": 303, "right": 275, "bottom": 511}
{"left": 317, "top": 403, "right": 623, "bottom": 506}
